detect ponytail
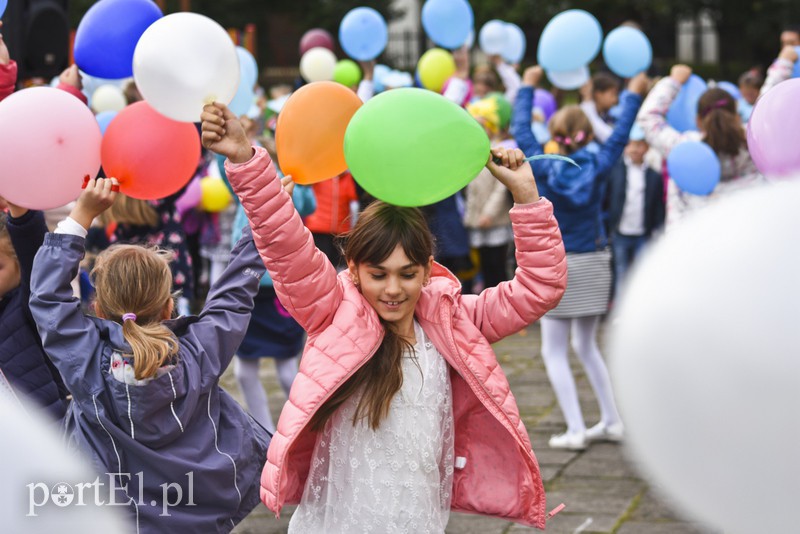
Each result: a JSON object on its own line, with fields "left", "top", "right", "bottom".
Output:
{"left": 697, "top": 88, "right": 745, "bottom": 157}
{"left": 122, "top": 318, "right": 179, "bottom": 380}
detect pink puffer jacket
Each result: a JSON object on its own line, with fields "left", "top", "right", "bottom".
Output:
{"left": 226, "top": 148, "right": 567, "bottom": 529}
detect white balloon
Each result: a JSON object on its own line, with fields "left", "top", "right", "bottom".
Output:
{"left": 610, "top": 181, "right": 800, "bottom": 534}
{"left": 546, "top": 66, "right": 590, "bottom": 90}
{"left": 133, "top": 13, "right": 239, "bottom": 122}
{"left": 91, "top": 84, "right": 127, "bottom": 113}
{"left": 478, "top": 19, "right": 508, "bottom": 55}
{"left": 299, "top": 47, "right": 337, "bottom": 82}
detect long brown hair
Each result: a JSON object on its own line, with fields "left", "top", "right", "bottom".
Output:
{"left": 92, "top": 244, "right": 179, "bottom": 380}
{"left": 103, "top": 195, "right": 159, "bottom": 228}
{"left": 698, "top": 88, "right": 745, "bottom": 157}
{"left": 309, "top": 201, "right": 434, "bottom": 432}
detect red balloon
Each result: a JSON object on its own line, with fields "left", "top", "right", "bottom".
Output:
{"left": 101, "top": 102, "right": 201, "bottom": 200}
{"left": 300, "top": 28, "right": 335, "bottom": 56}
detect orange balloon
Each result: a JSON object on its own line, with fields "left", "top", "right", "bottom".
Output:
{"left": 276, "top": 81, "right": 362, "bottom": 185}
{"left": 101, "top": 101, "right": 201, "bottom": 200}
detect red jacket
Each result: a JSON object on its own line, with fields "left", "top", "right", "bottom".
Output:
{"left": 0, "top": 60, "right": 17, "bottom": 102}
{"left": 303, "top": 171, "right": 358, "bottom": 234}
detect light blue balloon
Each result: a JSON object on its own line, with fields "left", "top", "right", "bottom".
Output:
{"left": 373, "top": 64, "right": 391, "bottom": 93}
{"left": 0, "top": 0, "right": 7, "bottom": 18}
{"left": 502, "top": 23, "right": 526, "bottom": 64}
{"left": 546, "top": 65, "right": 590, "bottom": 90}
{"left": 793, "top": 46, "right": 800, "bottom": 78}
{"left": 421, "top": 0, "right": 473, "bottom": 50}
{"left": 95, "top": 110, "right": 118, "bottom": 135}
{"left": 478, "top": 20, "right": 508, "bottom": 55}
{"left": 464, "top": 28, "right": 475, "bottom": 49}
{"left": 339, "top": 7, "right": 388, "bottom": 61}
{"left": 236, "top": 47, "right": 258, "bottom": 89}
{"left": 603, "top": 26, "right": 652, "bottom": 78}
{"left": 666, "top": 141, "right": 721, "bottom": 196}
{"left": 538, "top": 10, "right": 602, "bottom": 72}
{"left": 716, "top": 81, "right": 741, "bottom": 101}
{"left": 666, "top": 74, "right": 707, "bottom": 132}
{"left": 229, "top": 80, "right": 255, "bottom": 117}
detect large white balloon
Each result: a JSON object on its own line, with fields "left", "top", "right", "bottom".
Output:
{"left": 299, "top": 47, "right": 337, "bottom": 82}
{"left": 133, "top": 13, "right": 239, "bottom": 122}
{"left": 91, "top": 84, "right": 127, "bottom": 113}
{"left": 546, "top": 66, "right": 590, "bottom": 90}
{"left": 610, "top": 181, "right": 800, "bottom": 534}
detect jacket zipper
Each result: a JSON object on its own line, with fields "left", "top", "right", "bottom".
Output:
{"left": 273, "top": 333, "right": 383, "bottom": 516}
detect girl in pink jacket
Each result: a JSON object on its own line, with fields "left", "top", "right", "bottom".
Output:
{"left": 200, "top": 103, "right": 567, "bottom": 532}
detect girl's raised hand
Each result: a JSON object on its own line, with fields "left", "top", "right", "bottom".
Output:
{"left": 486, "top": 147, "right": 540, "bottom": 204}
{"left": 670, "top": 64, "right": 692, "bottom": 85}
{"left": 71, "top": 177, "right": 119, "bottom": 230}
{"left": 280, "top": 175, "right": 295, "bottom": 197}
{"left": 200, "top": 103, "right": 254, "bottom": 164}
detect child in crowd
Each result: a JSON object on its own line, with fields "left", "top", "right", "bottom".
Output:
{"left": 605, "top": 125, "right": 665, "bottom": 299}
{"left": 0, "top": 205, "right": 68, "bottom": 420}
{"left": 512, "top": 66, "right": 649, "bottom": 450}
{"left": 580, "top": 71, "right": 621, "bottom": 144}
{"left": 200, "top": 102, "right": 567, "bottom": 531}
{"left": 29, "top": 177, "right": 272, "bottom": 533}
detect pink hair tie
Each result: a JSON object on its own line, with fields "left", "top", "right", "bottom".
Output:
{"left": 122, "top": 313, "right": 137, "bottom": 323}
{"left": 574, "top": 131, "right": 586, "bottom": 143}
{"left": 700, "top": 98, "right": 731, "bottom": 118}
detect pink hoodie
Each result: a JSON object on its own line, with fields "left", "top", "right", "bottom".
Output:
{"left": 226, "top": 147, "right": 567, "bottom": 529}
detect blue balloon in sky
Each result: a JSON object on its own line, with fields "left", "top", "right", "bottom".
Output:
{"left": 95, "top": 110, "right": 118, "bottom": 135}
{"left": 538, "top": 10, "right": 602, "bottom": 72}
{"left": 603, "top": 26, "right": 652, "bottom": 78}
{"left": 74, "top": 0, "right": 163, "bottom": 79}
{"left": 667, "top": 141, "right": 721, "bottom": 196}
{"left": 339, "top": 7, "right": 388, "bottom": 61}
{"left": 502, "top": 23, "right": 527, "bottom": 64}
{"left": 236, "top": 47, "right": 258, "bottom": 89}
{"left": 421, "top": 0, "right": 473, "bottom": 50}
{"left": 666, "top": 74, "right": 707, "bottom": 132}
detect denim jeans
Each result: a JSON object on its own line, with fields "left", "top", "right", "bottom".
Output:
{"left": 611, "top": 233, "right": 647, "bottom": 300}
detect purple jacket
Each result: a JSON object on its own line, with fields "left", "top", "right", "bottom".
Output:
{"left": 29, "top": 225, "right": 270, "bottom": 533}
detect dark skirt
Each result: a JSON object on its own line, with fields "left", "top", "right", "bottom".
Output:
{"left": 237, "top": 285, "right": 305, "bottom": 359}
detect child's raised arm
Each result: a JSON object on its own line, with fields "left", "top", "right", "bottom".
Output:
{"left": 636, "top": 65, "right": 690, "bottom": 159}
{"left": 595, "top": 73, "right": 647, "bottom": 175}
{"left": 201, "top": 103, "right": 342, "bottom": 335}
{"left": 510, "top": 66, "right": 555, "bottom": 179}
{"left": 29, "top": 177, "right": 118, "bottom": 394}
{"left": 460, "top": 148, "right": 566, "bottom": 343}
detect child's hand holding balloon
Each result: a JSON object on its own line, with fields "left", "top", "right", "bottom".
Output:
{"left": 71, "top": 176, "right": 119, "bottom": 230}
{"left": 487, "top": 147, "right": 540, "bottom": 204}
{"left": 200, "top": 103, "right": 254, "bottom": 164}
{"left": 0, "top": 22, "right": 9, "bottom": 66}
{"left": 628, "top": 72, "right": 651, "bottom": 96}
{"left": 779, "top": 45, "right": 799, "bottom": 63}
{"left": 670, "top": 64, "right": 692, "bottom": 85}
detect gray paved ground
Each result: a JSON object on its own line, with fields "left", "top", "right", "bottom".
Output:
{"left": 221, "top": 322, "right": 718, "bottom": 534}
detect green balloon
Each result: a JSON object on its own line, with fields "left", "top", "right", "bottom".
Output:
{"left": 333, "top": 59, "right": 362, "bottom": 87}
{"left": 344, "top": 88, "right": 491, "bottom": 207}
{"left": 489, "top": 92, "right": 512, "bottom": 130}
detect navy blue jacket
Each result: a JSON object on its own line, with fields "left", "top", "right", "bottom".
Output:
{"left": 511, "top": 86, "right": 643, "bottom": 253}
{"left": 30, "top": 225, "right": 270, "bottom": 533}
{"left": 605, "top": 159, "right": 665, "bottom": 237}
{"left": 1, "top": 211, "right": 68, "bottom": 420}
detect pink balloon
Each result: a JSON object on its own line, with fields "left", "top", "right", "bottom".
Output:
{"left": 0, "top": 87, "right": 102, "bottom": 210}
{"left": 300, "top": 28, "right": 335, "bottom": 56}
{"left": 747, "top": 78, "right": 800, "bottom": 178}
{"left": 175, "top": 175, "right": 202, "bottom": 215}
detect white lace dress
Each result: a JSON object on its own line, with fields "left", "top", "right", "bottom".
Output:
{"left": 288, "top": 321, "right": 455, "bottom": 534}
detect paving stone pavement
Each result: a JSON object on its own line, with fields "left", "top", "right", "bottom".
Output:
{"left": 220, "top": 322, "right": 718, "bottom": 534}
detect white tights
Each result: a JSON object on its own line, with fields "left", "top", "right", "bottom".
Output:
{"left": 539, "top": 316, "right": 622, "bottom": 435}
{"left": 234, "top": 356, "right": 298, "bottom": 434}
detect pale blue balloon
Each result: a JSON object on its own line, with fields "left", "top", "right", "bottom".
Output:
{"left": 0, "top": 0, "right": 7, "bottom": 18}
{"left": 667, "top": 141, "right": 721, "bottom": 196}
{"left": 716, "top": 81, "right": 741, "bottom": 101}
{"left": 479, "top": 20, "right": 508, "bottom": 55}
{"left": 421, "top": 0, "right": 473, "bottom": 50}
{"left": 793, "top": 47, "right": 800, "bottom": 78}
{"left": 339, "top": 7, "right": 388, "bottom": 61}
{"left": 546, "top": 65, "right": 590, "bottom": 90}
{"left": 603, "top": 26, "right": 652, "bottom": 78}
{"left": 666, "top": 74, "right": 707, "bottom": 132}
{"left": 95, "top": 110, "right": 118, "bottom": 135}
{"left": 538, "top": 10, "right": 602, "bottom": 72}
{"left": 373, "top": 64, "right": 391, "bottom": 93}
{"left": 502, "top": 23, "right": 526, "bottom": 64}
{"left": 236, "top": 47, "right": 258, "bottom": 89}
{"left": 229, "top": 81, "right": 255, "bottom": 117}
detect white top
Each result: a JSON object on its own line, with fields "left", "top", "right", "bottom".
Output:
{"left": 618, "top": 157, "right": 647, "bottom": 236}
{"left": 288, "top": 321, "right": 455, "bottom": 534}
{"left": 580, "top": 100, "right": 614, "bottom": 144}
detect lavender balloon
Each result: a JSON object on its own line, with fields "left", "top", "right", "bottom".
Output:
{"left": 533, "top": 89, "right": 557, "bottom": 122}
{"left": 747, "top": 78, "right": 800, "bottom": 177}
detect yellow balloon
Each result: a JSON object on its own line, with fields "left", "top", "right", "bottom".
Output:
{"left": 200, "top": 177, "right": 232, "bottom": 212}
{"left": 417, "top": 48, "right": 456, "bottom": 93}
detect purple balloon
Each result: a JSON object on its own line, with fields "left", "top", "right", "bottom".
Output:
{"left": 747, "top": 78, "right": 800, "bottom": 177}
{"left": 175, "top": 176, "right": 202, "bottom": 216}
{"left": 300, "top": 28, "right": 335, "bottom": 56}
{"left": 533, "top": 89, "right": 557, "bottom": 121}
